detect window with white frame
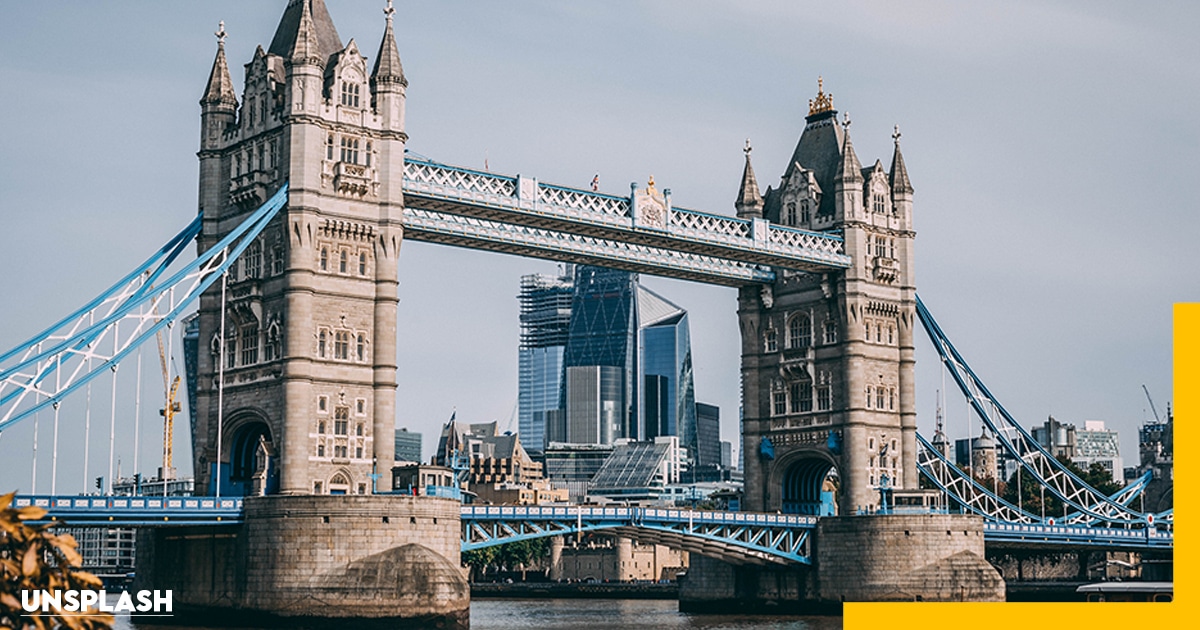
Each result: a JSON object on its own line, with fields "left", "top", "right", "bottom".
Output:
{"left": 356, "top": 334, "right": 366, "bottom": 361}
{"left": 340, "top": 81, "right": 361, "bottom": 108}
{"left": 340, "top": 136, "right": 360, "bottom": 164}
{"left": 817, "top": 386, "right": 831, "bottom": 411}
{"left": 318, "top": 329, "right": 328, "bottom": 358}
{"left": 240, "top": 325, "right": 259, "bottom": 365}
{"left": 772, "top": 390, "right": 787, "bottom": 416}
{"left": 787, "top": 314, "right": 811, "bottom": 349}
{"left": 790, "top": 382, "right": 812, "bottom": 413}
{"left": 823, "top": 320, "right": 837, "bottom": 345}
{"left": 245, "top": 242, "right": 262, "bottom": 279}
{"left": 334, "top": 331, "right": 350, "bottom": 360}
{"left": 764, "top": 328, "right": 777, "bottom": 353}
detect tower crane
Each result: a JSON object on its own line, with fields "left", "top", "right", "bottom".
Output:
{"left": 1142, "top": 384, "right": 1162, "bottom": 423}
{"left": 156, "top": 315, "right": 180, "bottom": 481}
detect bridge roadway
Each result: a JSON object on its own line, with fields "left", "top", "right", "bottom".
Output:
{"left": 13, "top": 496, "right": 1172, "bottom": 563}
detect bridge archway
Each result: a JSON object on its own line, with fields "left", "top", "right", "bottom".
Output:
{"left": 219, "top": 412, "right": 276, "bottom": 496}
{"left": 775, "top": 451, "right": 838, "bottom": 516}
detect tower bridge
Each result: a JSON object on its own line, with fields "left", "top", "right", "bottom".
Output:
{"left": 0, "top": 0, "right": 1172, "bottom": 625}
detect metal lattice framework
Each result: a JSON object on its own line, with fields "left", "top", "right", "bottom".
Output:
{"left": 0, "top": 185, "right": 288, "bottom": 433}
{"left": 14, "top": 495, "right": 243, "bottom": 527}
{"left": 915, "top": 295, "right": 1167, "bottom": 527}
{"left": 403, "top": 207, "right": 775, "bottom": 286}
{"left": 402, "top": 157, "right": 852, "bottom": 281}
{"left": 461, "top": 506, "right": 814, "bottom": 565}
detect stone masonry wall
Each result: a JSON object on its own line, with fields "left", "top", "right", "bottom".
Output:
{"left": 137, "top": 495, "right": 468, "bottom": 625}
{"left": 816, "top": 514, "right": 1004, "bottom": 602}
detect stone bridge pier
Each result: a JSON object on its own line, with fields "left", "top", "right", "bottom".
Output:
{"left": 135, "top": 495, "right": 469, "bottom": 628}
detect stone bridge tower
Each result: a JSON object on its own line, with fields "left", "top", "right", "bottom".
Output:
{"left": 192, "top": 0, "right": 407, "bottom": 496}
{"left": 738, "top": 81, "right": 916, "bottom": 516}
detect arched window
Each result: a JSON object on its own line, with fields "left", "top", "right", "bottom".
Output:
{"left": 317, "top": 443, "right": 325, "bottom": 457}
{"left": 334, "top": 331, "right": 350, "bottom": 360}
{"left": 876, "top": 387, "right": 885, "bottom": 409}
{"left": 787, "top": 314, "right": 811, "bottom": 349}
{"left": 226, "top": 329, "right": 237, "bottom": 369}
{"left": 319, "top": 247, "right": 328, "bottom": 271}
{"left": 318, "top": 421, "right": 326, "bottom": 434}
{"left": 356, "top": 334, "right": 366, "bottom": 361}
{"left": 784, "top": 202, "right": 797, "bottom": 226}
{"left": 764, "top": 328, "right": 777, "bottom": 353}
{"left": 358, "top": 252, "right": 367, "bottom": 275}
{"left": 318, "top": 330, "right": 327, "bottom": 358}
{"left": 326, "top": 134, "right": 335, "bottom": 161}
{"left": 339, "top": 250, "right": 348, "bottom": 273}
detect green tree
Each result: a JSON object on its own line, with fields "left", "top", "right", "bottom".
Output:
{"left": 1002, "top": 456, "right": 1121, "bottom": 519}
{"left": 1, "top": 492, "right": 113, "bottom": 630}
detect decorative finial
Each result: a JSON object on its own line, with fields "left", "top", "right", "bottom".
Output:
{"left": 215, "top": 21, "right": 227, "bottom": 46}
{"left": 743, "top": 138, "right": 752, "bottom": 157}
{"left": 647, "top": 175, "right": 656, "bottom": 193}
{"left": 384, "top": 0, "right": 395, "bottom": 20}
{"left": 893, "top": 125, "right": 902, "bottom": 145}
{"left": 808, "top": 75, "right": 834, "bottom": 116}
{"left": 842, "top": 112, "right": 851, "bottom": 129}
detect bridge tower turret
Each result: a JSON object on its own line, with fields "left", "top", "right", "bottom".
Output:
{"left": 192, "top": 0, "right": 407, "bottom": 496}
{"left": 739, "top": 79, "right": 917, "bottom": 516}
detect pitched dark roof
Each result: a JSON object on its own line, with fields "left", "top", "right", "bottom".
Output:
{"left": 372, "top": 10, "right": 406, "bottom": 86}
{"left": 268, "top": 0, "right": 343, "bottom": 64}
{"left": 201, "top": 41, "right": 237, "bottom": 107}
{"left": 785, "top": 110, "right": 844, "bottom": 217}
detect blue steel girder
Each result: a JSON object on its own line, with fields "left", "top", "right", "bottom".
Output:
{"left": 403, "top": 207, "right": 775, "bottom": 286}
{"left": 402, "top": 158, "right": 851, "bottom": 281}
{"left": 13, "top": 495, "right": 244, "bottom": 527}
{"left": 983, "top": 522, "right": 1173, "bottom": 550}
{"left": 460, "top": 506, "right": 814, "bottom": 565}
{"left": 915, "top": 295, "right": 1155, "bottom": 526}
{"left": 0, "top": 185, "right": 289, "bottom": 433}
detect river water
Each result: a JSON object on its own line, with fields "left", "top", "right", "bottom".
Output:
{"left": 112, "top": 599, "right": 842, "bottom": 630}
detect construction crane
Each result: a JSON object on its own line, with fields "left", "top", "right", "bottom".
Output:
{"left": 156, "top": 312, "right": 180, "bottom": 481}
{"left": 1142, "top": 384, "right": 1162, "bottom": 423}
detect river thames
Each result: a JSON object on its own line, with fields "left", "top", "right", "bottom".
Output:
{"left": 111, "top": 599, "right": 842, "bottom": 629}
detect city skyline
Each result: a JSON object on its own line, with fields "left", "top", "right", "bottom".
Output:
{"left": 0, "top": 1, "right": 1194, "bottom": 490}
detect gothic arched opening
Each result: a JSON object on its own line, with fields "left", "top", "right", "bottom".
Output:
{"left": 781, "top": 457, "right": 839, "bottom": 516}
{"left": 220, "top": 419, "right": 277, "bottom": 496}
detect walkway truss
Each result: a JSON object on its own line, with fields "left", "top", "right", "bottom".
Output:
{"left": 401, "top": 158, "right": 851, "bottom": 286}
{"left": 914, "top": 295, "right": 1172, "bottom": 533}
{"left": 461, "top": 506, "right": 814, "bottom": 566}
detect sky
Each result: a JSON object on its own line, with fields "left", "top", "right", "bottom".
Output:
{"left": 0, "top": 1, "right": 1196, "bottom": 494}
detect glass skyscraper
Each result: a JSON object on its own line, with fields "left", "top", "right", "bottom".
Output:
{"left": 520, "top": 265, "right": 699, "bottom": 463}
{"left": 517, "top": 268, "right": 574, "bottom": 454}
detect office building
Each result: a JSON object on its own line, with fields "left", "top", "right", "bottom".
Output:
{"left": 394, "top": 427, "right": 422, "bottom": 464}
{"left": 517, "top": 269, "right": 574, "bottom": 454}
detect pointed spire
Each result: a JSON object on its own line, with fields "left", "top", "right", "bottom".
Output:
{"left": 372, "top": 0, "right": 406, "bottom": 87}
{"left": 889, "top": 125, "right": 914, "bottom": 195}
{"left": 835, "top": 112, "right": 863, "bottom": 185}
{"left": 201, "top": 21, "right": 237, "bottom": 109}
{"left": 735, "top": 139, "right": 763, "bottom": 217}
{"left": 289, "top": 0, "right": 321, "bottom": 64}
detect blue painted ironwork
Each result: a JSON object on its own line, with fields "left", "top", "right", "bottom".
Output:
{"left": 0, "top": 185, "right": 288, "bottom": 433}
{"left": 461, "top": 505, "right": 815, "bottom": 565}
{"left": 915, "top": 295, "right": 1162, "bottom": 527}
{"left": 14, "top": 495, "right": 243, "bottom": 527}
{"left": 12, "top": 495, "right": 1172, "bottom": 555}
